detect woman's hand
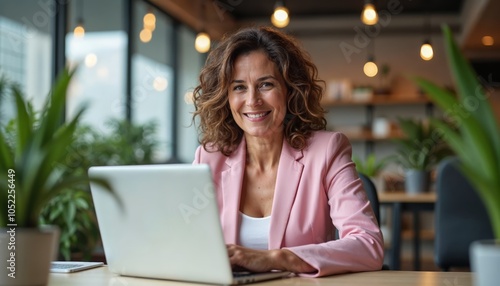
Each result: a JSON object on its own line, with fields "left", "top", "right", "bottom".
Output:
{"left": 226, "top": 244, "right": 316, "bottom": 273}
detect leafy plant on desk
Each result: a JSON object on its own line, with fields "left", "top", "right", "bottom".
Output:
{"left": 0, "top": 69, "right": 95, "bottom": 228}
{"left": 414, "top": 26, "right": 500, "bottom": 239}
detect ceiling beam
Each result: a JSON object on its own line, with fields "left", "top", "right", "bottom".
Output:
{"left": 148, "top": 0, "right": 240, "bottom": 40}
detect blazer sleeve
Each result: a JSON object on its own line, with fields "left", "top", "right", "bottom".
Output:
{"left": 284, "top": 133, "right": 384, "bottom": 277}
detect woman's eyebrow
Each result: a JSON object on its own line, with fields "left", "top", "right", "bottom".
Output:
{"left": 258, "top": 75, "right": 276, "bottom": 81}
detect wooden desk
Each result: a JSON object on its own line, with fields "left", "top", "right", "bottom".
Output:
{"left": 379, "top": 192, "right": 437, "bottom": 270}
{"left": 48, "top": 267, "right": 472, "bottom": 286}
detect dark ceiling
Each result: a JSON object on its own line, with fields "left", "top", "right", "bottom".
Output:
{"left": 218, "top": 0, "right": 464, "bottom": 20}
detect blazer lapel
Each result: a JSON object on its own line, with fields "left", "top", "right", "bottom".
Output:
{"left": 220, "top": 139, "right": 246, "bottom": 244}
{"left": 269, "top": 140, "right": 304, "bottom": 248}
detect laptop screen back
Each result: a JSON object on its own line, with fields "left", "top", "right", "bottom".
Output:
{"left": 89, "top": 164, "right": 235, "bottom": 285}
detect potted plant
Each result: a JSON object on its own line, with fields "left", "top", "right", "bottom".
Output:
{"left": 374, "top": 64, "right": 392, "bottom": 95}
{"left": 393, "top": 117, "right": 451, "bottom": 194}
{"left": 0, "top": 69, "right": 110, "bottom": 285}
{"left": 415, "top": 25, "right": 500, "bottom": 286}
{"left": 353, "top": 153, "right": 392, "bottom": 192}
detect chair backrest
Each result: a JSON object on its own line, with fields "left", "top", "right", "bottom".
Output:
{"left": 434, "top": 157, "right": 494, "bottom": 271}
{"left": 358, "top": 173, "right": 381, "bottom": 226}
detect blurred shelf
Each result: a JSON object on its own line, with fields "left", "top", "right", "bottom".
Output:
{"left": 402, "top": 229, "right": 435, "bottom": 241}
{"left": 321, "top": 96, "right": 432, "bottom": 107}
{"left": 341, "top": 129, "right": 405, "bottom": 141}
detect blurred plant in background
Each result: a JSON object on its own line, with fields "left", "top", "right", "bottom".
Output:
{"left": 1, "top": 71, "right": 160, "bottom": 260}
{"left": 39, "top": 119, "right": 160, "bottom": 260}
{"left": 352, "top": 153, "right": 393, "bottom": 178}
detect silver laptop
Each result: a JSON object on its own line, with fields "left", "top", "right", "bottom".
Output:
{"left": 88, "top": 164, "right": 291, "bottom": 285}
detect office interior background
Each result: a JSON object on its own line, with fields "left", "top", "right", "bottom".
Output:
{"left": 1, "top": 0, "right": 499, "bottom": 270}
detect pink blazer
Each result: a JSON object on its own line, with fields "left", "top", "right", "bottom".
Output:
{"left": 193, "top": 131, "right": 384, "bottom": 277}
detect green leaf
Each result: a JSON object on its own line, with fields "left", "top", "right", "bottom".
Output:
{"left": 13, "top": 86, "right": 33, "bottom": 158}
{"left": 442, "top": 25, "right": 500, "bottom": 178}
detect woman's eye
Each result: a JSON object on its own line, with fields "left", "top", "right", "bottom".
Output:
{"left": 233, "top": 85, "right": 245, "bottom": 91}
{"left": 259, "top": 82, "right": 274, "bottom": 90}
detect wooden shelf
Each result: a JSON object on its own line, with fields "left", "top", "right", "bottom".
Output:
{"left": 328, "top": 128, "right": 405, "bottom": 141}
{"left": 343, "top": 130, "right": 405, "bottom": 141}
{"left": 321, "top": 96, "right": 432, "bottom": 107}
{"left": 402, "top": 229, "right": 435, "bottom": 241}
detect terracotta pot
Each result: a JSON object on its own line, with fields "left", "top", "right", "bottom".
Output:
{"left": 0, "top": 226, "right": 59, "bottom": 286}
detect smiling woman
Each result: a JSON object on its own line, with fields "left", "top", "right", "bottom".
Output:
{"left": 191, "top": 26, "right": 384, "bottom": 277}
{"left": 228, "top": 50, "right": 287, "bottom": 141}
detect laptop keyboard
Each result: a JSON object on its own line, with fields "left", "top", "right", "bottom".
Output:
{"left": 51, "top": 263, "right": 86, "bottom": 269}
{"left": 233, "top": 271, "right": 254, "bottom": 277}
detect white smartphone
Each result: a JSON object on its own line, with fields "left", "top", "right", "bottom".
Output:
{"left": 50, "top": 261, "right": 104, "bottom": 273}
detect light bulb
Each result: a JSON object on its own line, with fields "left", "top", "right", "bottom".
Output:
{"left": 195, "top": 32, "right": 211, "bottom": 53}
{"left": 140, "top": 28, "right": 152, "bottom": 43}
{"left": 85, "top": 53, "right": 97, "bottom": 68}
{"left": 364, "top": 61, "right": 378, "bottom": 77}
{"left": 361, "top": 3, "right": 378, "bottom": 25}
{"left": 144, "top": 11, "right": 156, "bottom": 31}
{"left": 74, "top": 22, "right": 85, "bottom": 38}
{"left": 271, "top": 5, "right": 289, "bottom": 28}
{"left": 420, "top": 41, "right": 434, "bottom": 61}
{"left": 153, "top": 76, "right": 168, "bottom": 91}
{"left": 482, "top": 36, "right": 494, "bottom": 46}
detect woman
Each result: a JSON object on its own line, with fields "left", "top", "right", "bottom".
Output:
{"left": 192, "top": 26, "right": 383, "bottom": 277}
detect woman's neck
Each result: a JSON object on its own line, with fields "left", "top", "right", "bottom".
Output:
{"left": 244, "top": 133, "right": 284, "bottom": 171}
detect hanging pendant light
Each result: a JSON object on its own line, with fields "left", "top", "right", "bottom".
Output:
{"left": 420, "top": 40, "right": 434, "bottom": 61}
{"left": 364, "top": 40, "right": 378, "bottom": 77}
{"left": 271, "top": 1, "right": 289, "bottom": 28}
{"left": 420, "top": 15, "right": 433, "bottom": 61}
{"left": 74, "top": 19, "right": 85, "bottom": 38}
{"left": 140, "top": 8, "right": 156, "bottom": 43}
{"left": 364, "top": 56, "right": 378, "bottom": 77}
{"left": 195, "top": 32, "right": 211, "bottom": 53}
{"left": 73, "top": 0, "right": 85, "bottom": 38}
{"left": 143, "top": 9, "right": 156, "bottom": 31}
{"left": 361, "top": 0, "right": 378, "bottom": 25}
{"left": 195, "top": 0, "right": 211, "bottom": 53}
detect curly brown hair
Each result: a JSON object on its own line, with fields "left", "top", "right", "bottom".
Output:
{"left": 192, "top": 26, "right": 326, "bottom": 156}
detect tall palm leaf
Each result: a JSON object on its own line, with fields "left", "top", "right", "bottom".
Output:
{"left": 414, "top": 26, "right": 500, "bottom": 239}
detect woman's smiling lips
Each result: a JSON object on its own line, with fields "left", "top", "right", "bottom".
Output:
{"left": 244, "top": 111, "right": 271, "bottom": 121}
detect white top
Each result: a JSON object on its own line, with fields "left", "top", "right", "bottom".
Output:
{"left": 238, "top": 212, "right": 271, "bottom": 250}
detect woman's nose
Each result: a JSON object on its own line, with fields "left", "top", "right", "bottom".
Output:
{"left": 246, "top": 90, "right": 262, "bottom": 107}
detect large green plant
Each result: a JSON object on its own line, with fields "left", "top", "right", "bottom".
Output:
{"left": 415, "top": 26, "right": 500, "bottom": 239}
{"left": 0, "top": 69, "right": 113, "bottom": 229}
{"left": 393, "top": 117, "right": 451, "bottom": 171}
{"left": 0, "top": 69, "right": 89, "bottom": 227}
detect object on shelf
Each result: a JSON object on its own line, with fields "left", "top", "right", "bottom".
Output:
{"left": 374, "top": 63, "right": 392, "bottom": 95}
{"left": 326, "top": 79, "right": 352, "bottom": 101}
{"left": 351, "top": 86, "right": 373, "bottom": 102}
{"left": 372, "top": 117, "right": 391, "bottom": 138}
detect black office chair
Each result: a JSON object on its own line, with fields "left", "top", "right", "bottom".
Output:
{"left": 434, "top": 157, "right": 494, "bottom": 271}
{"left": 334, "top": 173, "right": 388, "bottom": 269}
{"left": 358, "top": 172, "right": 381, "bottom": 226}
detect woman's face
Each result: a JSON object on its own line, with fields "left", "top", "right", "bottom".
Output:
{"left": 228, "top": 50, "right": 287, "bottom": 140}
